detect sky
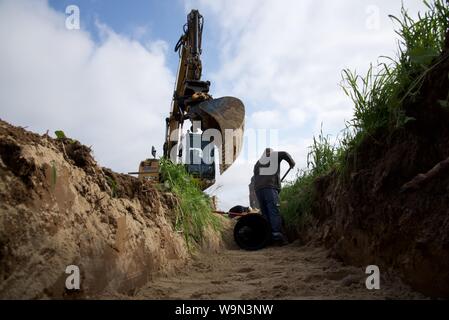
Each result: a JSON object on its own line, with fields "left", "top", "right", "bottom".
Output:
{"left": 0, "top": 0, "right": 428, "bottom": 210}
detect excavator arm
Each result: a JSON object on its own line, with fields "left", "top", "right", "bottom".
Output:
{"left": 164, "top": 10, "right": 208, "bottom": 158}
{"left": 163, "top": 10, "right": 245, "bottom": 188}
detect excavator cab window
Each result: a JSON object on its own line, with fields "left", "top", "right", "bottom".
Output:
{"left": 184, "top": 132, "right": 215, "bottom": 181}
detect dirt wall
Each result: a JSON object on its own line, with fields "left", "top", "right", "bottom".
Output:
{"left": 304, "top": 33, "right": 449, "bottom": 298}
{"left": 0, "top": 120, "right": 204, "bottom": 299}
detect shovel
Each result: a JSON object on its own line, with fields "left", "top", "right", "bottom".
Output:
{"left": 281, "top": 167, "right": 293, "bottom": 183}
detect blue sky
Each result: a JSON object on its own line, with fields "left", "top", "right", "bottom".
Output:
{"left": 0, "top": 0, "right": 428, "bottom": 209}
{"left": 48, "top": 0, "right": 219, "bottom": 80}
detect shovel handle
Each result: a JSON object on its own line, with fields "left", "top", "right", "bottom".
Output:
{"left": 281, "top": 167, "right": 293, "bottom": 183}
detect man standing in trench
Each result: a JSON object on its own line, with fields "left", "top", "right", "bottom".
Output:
{"left": 253, "top": 148, "right": 295, "bottom": 245}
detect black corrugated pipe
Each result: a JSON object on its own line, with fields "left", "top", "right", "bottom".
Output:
{"left": 233, "top": 214, "right": 271, "bottom": 251}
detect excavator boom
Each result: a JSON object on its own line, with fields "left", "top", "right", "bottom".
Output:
{"left": 163, "top": 10, "right": 245, "bottom": 189}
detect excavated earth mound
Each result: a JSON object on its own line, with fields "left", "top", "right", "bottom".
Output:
{"left": 0, "top": 120, "right": 222, "bottom": 299}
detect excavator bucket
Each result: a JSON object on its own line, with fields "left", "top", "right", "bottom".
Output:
{"left": 189, "top": 96, "right": 245, "bottom": 175}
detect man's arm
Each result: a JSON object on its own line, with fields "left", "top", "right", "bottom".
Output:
{"left": 253, "top": 161, "right": 260, "bottom": 176}
{"left": 278, "top": 151, "right": 296, "bottom": 168}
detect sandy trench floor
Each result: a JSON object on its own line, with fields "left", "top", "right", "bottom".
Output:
{"left": 134, "top": 242, "right": 423, "bottom": 300}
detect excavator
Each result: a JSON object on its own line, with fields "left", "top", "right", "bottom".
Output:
{"left": 132, "top": 10, "right": 245, "bottom": 190}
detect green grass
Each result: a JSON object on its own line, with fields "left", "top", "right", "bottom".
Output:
{"left": 106, "top": 176, "right": 118, "bottom": 198}
{"left": 342, "top": 0, "right": 449, "bottom": 141}
{"left": 159, "top": 158, "right": 222, "bottom": 248}
{"left": 281, "top": 0, "right": 449, "bottom": 230}
{"left": 281, "top": 128, "right": 338, "bottom": 227}
{"left": 280, "top": 170, "right": 315, "bottom": 228}
{"left": 50, "top": 160, "right": 57, "bottom": 190}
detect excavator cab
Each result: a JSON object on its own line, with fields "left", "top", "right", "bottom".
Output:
{"left": 128, "top": 146, "right": 159, "bottom": 181}
{"left": 181, "top": 131, "right": 216, "bottom": 189}
{"left": 136, "top": 158, "right": 160, "bottom": 182}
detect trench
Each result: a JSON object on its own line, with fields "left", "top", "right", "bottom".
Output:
{"left": 123, "top": 243, "right": 422, "bottom": 300}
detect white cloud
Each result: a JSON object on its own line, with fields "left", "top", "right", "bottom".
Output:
{"left": 250, "top": 110, "right": 282, "bottom": 129}
{"left": 249, "top": 108, "right": 307, "bottom": 129}
{"left": 0, "top": 0, "right": 174, "bottom": 174}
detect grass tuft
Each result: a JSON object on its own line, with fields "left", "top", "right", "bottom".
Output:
{"left": 281, "top": 128, "right": 338, "bottom": 227}
{"left": 159, "top": 158, "right": 221, "bottom": 248}
{"left": 281, "top": 0, "right": 449, "bottom": 230}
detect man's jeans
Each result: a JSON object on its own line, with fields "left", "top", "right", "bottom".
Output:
{"left": 255, "top": 187, "right": 283, "bottom": 241}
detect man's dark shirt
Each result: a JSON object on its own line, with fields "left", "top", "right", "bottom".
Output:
{"left": 253, "top": 151, "right": 295, "bottom": 192}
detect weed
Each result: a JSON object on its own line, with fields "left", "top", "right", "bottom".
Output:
{"left": 106, "top": 176, "right": 118, "bottom": 198}
{"left": 281, "top": 127, "right": 338, "bottom": 228}
{"left": 281, "top": 1, "right": 449, "bottom": 230}
{"left": 55, "top": 130, "right": 76, "bottom": 144}
{"left": 341, "top": 0, "right": 449, "bottom": 145}
{"left": 54, "top": 130, "right": 67, "bottom": 139}
{"left": 51, "top": 160, "right": 57, "bottom": 190}
{"left": 159, "top": 158, "right": 221, "bottom": 248}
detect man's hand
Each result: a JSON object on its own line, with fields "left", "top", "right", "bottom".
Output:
{"left": 278, "top": 151, "right": 295, "bottom": 170}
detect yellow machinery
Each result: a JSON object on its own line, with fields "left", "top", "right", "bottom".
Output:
{"left": 129, "top": 147, "right": 160, "bottom": 181}
{"left": 132, "top": 10, "right": 245, "bottom": 189}
{"left": 137, "top": 159, "right": 160, "bottom": 182}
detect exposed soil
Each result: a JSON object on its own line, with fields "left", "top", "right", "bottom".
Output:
{"left": 300, "top": 31, "right": 449, "bottom": 298}
{"left": 0, "top": 119, "right": 424, "bottom": 300}
{"left": 135, "top": 242, "right": 423, "bottom": 300}
{"left": 0, "top": 120, "right": 212, "bottom": 299}
{"left": 3, "top": 33, "right": 449, "bottom": 298}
